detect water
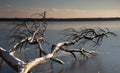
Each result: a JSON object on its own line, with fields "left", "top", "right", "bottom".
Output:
{"left": 0, "top": 21, "right": 120, "bottom": 73}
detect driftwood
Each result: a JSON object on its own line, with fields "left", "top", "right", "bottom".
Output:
{"left": 0, "top": 12, "right": 116, "bottom": 73}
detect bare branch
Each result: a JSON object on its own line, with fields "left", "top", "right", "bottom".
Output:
{"left": 0, "top": 47, "right": 26, "bottom": 72}
{"left": 0, "top": 11, "right": 116, "bottom": 73}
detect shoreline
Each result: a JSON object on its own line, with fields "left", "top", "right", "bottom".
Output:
{"left": 0, "top": 17, "right": 120, "bottom": 22}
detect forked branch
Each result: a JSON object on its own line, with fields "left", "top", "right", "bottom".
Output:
{"left": 0, "top": 11, "right": 116, "bottom": 73}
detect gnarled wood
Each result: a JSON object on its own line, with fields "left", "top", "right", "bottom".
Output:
{"left": 0, "top": 47, "right": 26, "bottom": 72}
{"left": 0, "top": 11, "right": 116, "bottom": 73}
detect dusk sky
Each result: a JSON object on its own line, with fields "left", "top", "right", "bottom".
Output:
{"left": 0, "top": 0, "right": 120, "bottom": 18}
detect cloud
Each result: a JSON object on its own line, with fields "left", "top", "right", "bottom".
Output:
{"left": 47, "top": 8, "right": 120, "bottom": 18}
{"left": 0, "top": 7, "right": 120, "bottom": 18}
{"left": 6, "top": 4, "right": 12, "bottom": 8}
{"left": 0, "top": 7, "right": 42, "bottom": 18}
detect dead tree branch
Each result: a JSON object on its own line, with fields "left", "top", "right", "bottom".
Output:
{"left": 0, "top": 28, "right": 116, "bottom": 73}
{"left": 0, "top": 11, "right": 116, "bottom": 73}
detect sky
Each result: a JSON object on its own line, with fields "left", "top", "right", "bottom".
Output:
{"left": 0, "top": 0, "right": 120, "bottom": 18}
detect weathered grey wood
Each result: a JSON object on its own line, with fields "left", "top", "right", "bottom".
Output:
{"left": 0, "top": 47, "right": 26, "bottom": 72}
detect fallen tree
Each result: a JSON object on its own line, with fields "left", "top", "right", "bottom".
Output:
{"left": 0, "top": 12, "right": 116, "bottom": 73}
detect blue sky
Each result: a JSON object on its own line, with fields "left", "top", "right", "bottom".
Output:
{"left": 0, "top": 0, "right": 120, "bottom": 18}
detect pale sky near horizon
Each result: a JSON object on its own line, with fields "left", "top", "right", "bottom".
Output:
{"left": 0, "top": 0, "right": 120, "bottom": 18}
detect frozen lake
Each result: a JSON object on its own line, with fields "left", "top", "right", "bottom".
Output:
{"left": 0, "top": 21, "right": 120, "bottom": 73}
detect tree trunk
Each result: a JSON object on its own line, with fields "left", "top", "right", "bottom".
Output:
{"left": 0, "top": 47, "right": 26, "bottom": 72}
{"left": 0, "top": 43, "right": 61, "bottom": 73}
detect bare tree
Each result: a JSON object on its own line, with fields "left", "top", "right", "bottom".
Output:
{"left": 0, "top": 12, "right": 116, "bottom": 73}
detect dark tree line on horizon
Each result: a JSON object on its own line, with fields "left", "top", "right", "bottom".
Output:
{"left": 0, "top": 17, "right": 120, "bottom": 22}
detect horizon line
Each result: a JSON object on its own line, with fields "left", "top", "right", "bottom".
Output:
{"left": 0, "top": 17, "right": 120, "bottom": 22}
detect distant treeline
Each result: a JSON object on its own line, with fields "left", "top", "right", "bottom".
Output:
{"left": 0, "top": 18, "right": 120, "bottom": 22}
